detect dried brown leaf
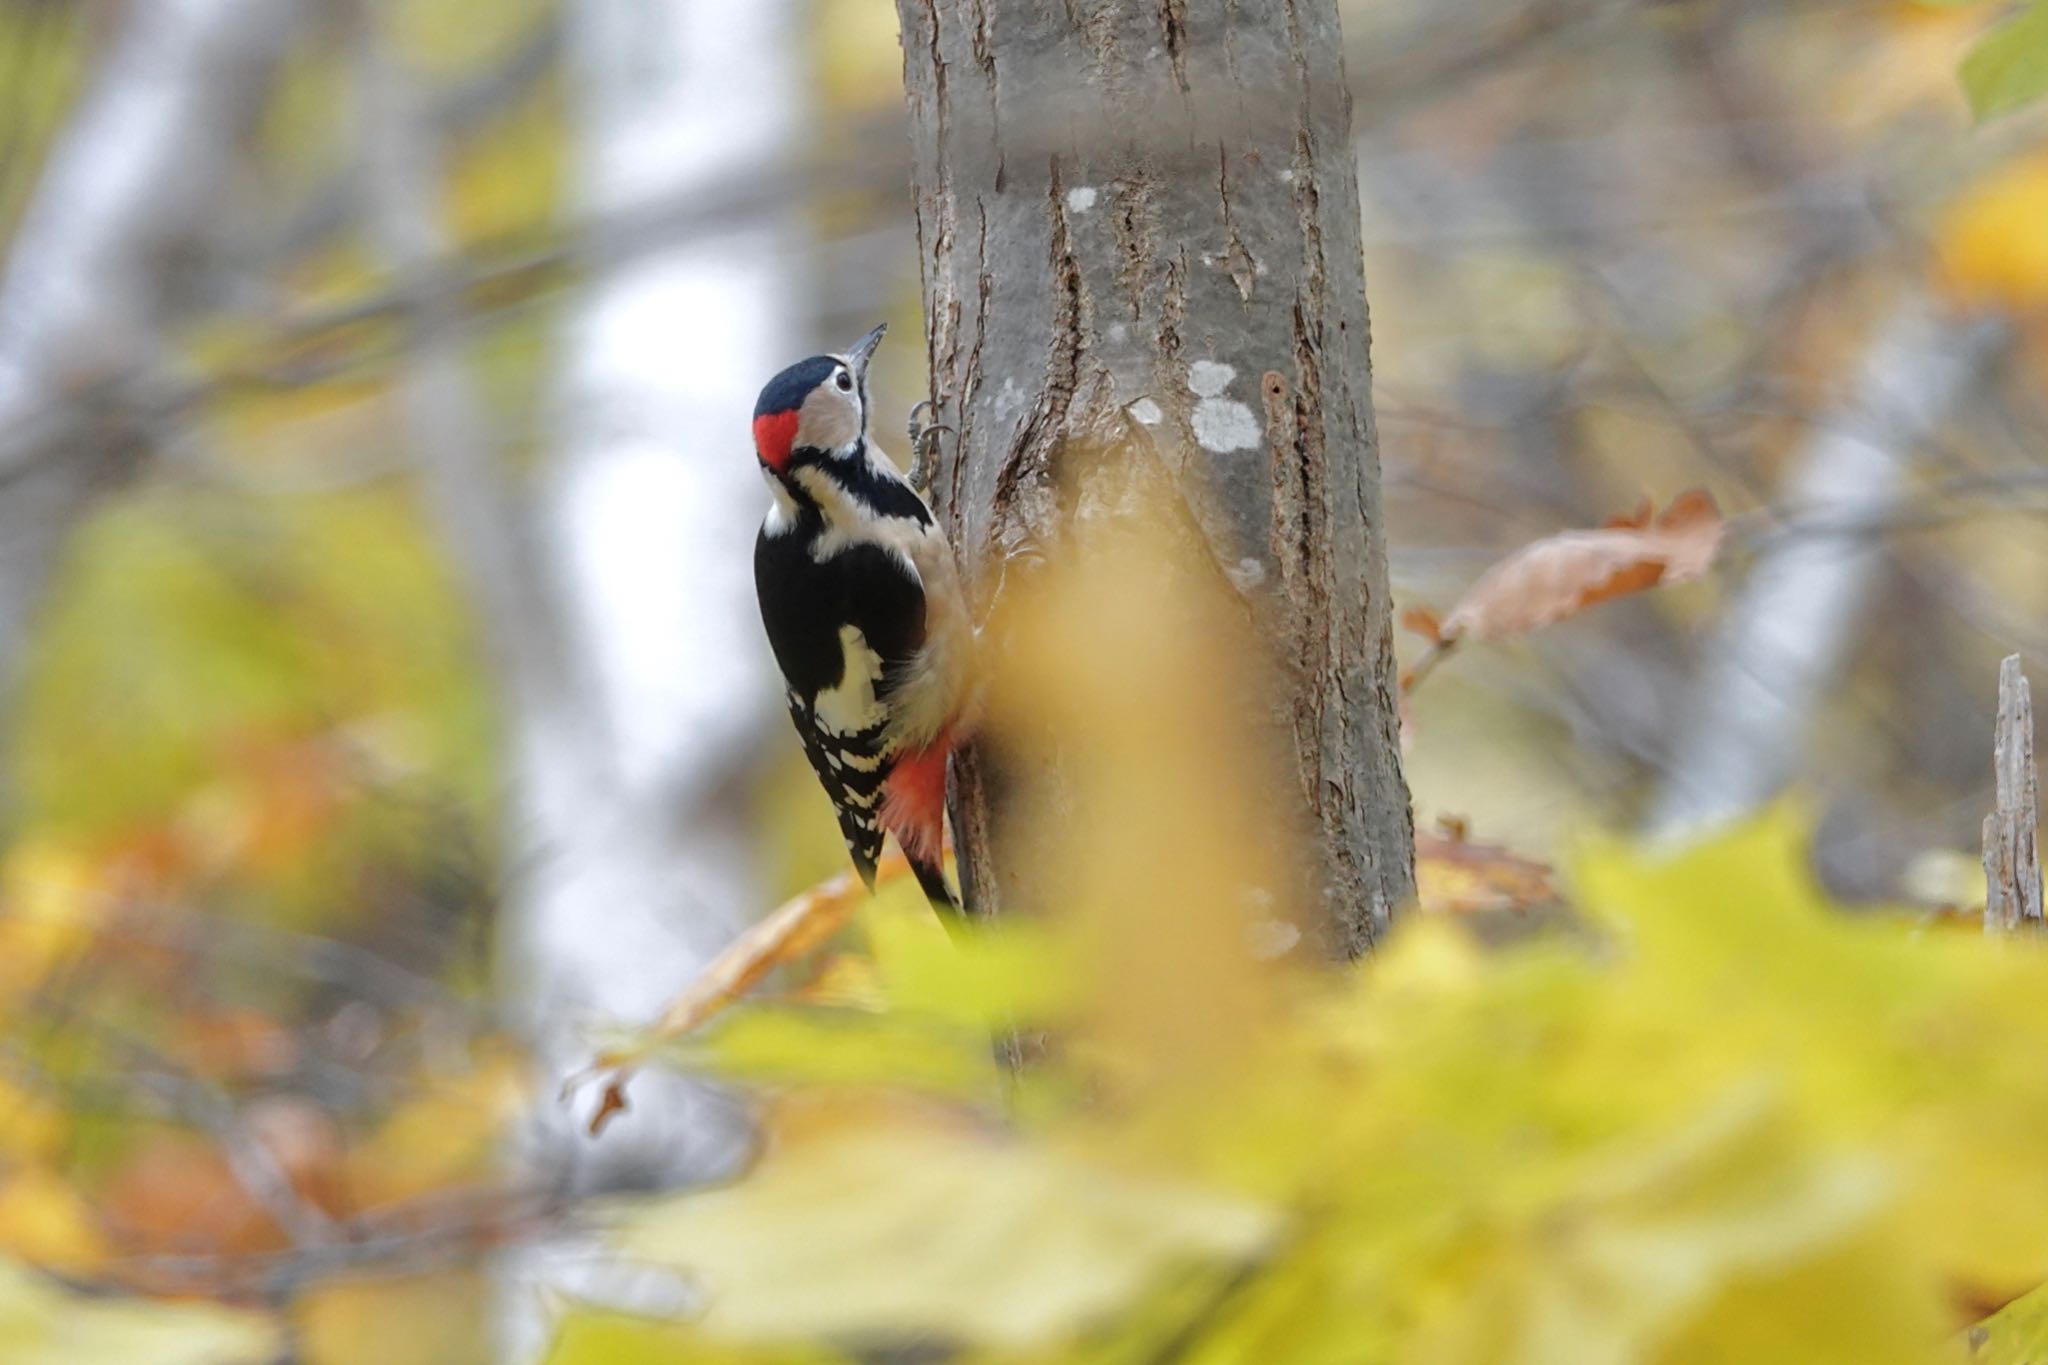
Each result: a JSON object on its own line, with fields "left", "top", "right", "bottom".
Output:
{"left": 1399, "top": 606, "right": 1446, "bottom": 644}
{"left": 1438, "top": 489, "right": 1722, "bottom": 644}
{"left": 1415, "top": 827, "right": 1558, "bottom": 916}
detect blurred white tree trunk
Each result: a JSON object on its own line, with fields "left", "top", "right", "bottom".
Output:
{"left": 492, "top": 0, "right": 801, "bottom": 1356}
{"left": 0, "top": 0, "right": 301, "bottom": 769}
{"left": 1646, "top": 296, "right": 2001, "bottom": 841}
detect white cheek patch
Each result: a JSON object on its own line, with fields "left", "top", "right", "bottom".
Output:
{"left": 799, "top": 384, "right": 862, "bottom": 452}
{"left": 813, "top": 625, "right": 887, "bottom": 738}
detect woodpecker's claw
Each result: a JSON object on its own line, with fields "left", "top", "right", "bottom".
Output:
{"left": 906, "top": 399, "right": 954, "bottom": 495}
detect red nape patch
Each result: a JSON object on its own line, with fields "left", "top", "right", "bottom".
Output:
{"left": 753, "top": 410, "right": 801, "bottom": 471}
{"left": 881, "top": 735, "right": 951, "bottom": 863}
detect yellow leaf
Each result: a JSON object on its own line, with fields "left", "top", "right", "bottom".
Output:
{"left": 1970, "top": 1278, "right": 2048, "bottom": 1365}
{"left": 1935, "top": 153, "right": 2048, "bottom": 311}
{"left": 0, "top": 839, "right": 103, "bottom": 1006}
{"left": 543, "top": 1309, "right": 844, "bottom": 1365}
{"left": 863, "top": 892, "right": 1076, "bottom": 1028}
{"left": 297, "top": 1271, "right": 488, "bottom": 1365}
{"left": 0, "top": 1170, "right": 105, "bottom": 1276}
{"left": 1408, "top": 1084, "right": 1899, "bottom": 1365}
{"left": 0, "top": 1074, "right": 67, "bottom": 1167}
{"left": 811, "top": 0, "right": 905, "bottom": 113}
{"left": 1573, "top": 807, "right": 2048, "bottom": 1287}
{"left": 0, "top": 1258, "right": 278, "bottom": 1365}
{"left": 657, "top": 1005, "right": 1003, "bottom": 1100}
{"left": 346, "top": 1048, "right": 529, "bottom": 1204}
{"left": 615, "top": 1119, "right": 1278, "bottom": 1348}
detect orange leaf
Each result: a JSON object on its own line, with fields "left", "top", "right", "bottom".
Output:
{"left": 1399, "top": 606, "right": 1445, "bottom": 644}
{"left": 1603, "top": 497, "right": 1656, "bottom": 531}
{"left": 1438, "top": 489, "right": 1722, "bottom": 644}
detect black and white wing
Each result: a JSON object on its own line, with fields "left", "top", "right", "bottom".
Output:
{"left": 755, "top": 528, "right": 927, "bottom": 886}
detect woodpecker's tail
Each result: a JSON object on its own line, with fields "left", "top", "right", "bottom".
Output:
{"left": 880, "top": 735, "right": 962, "bottom": 916}
{"left": 908, "top": 851, "right": 958, "bottom": 915}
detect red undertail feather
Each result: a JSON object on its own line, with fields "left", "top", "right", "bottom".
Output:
{"left": 880, "top": 733, "right": 950, "bottom": 864}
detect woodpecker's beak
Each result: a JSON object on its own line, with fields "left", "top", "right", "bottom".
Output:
{"left": 845, "top": 323, "right": 887, "bottom": 382}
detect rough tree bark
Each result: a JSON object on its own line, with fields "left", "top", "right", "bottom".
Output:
{"left": 894, "top": 0, "right": 1414, "bottom": 955}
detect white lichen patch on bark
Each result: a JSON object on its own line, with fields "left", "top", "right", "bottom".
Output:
{"left": 1186, "top": 360, "right": 1259, "bottom": 451}
{"left": 1187, "top": 359, "right": 1236, "bottom": 397}
{"left": 1227, "top": 556, "right": 1267, "bottom": 590}
{"left": 1193, "top": 398, "right": 1262, "bottom": 452}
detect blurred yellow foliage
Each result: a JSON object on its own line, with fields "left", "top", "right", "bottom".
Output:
{"left": 0, "top": 1258, "right": 278, "bottom": 1365}
{"left": 444, "top": 94, "right": 564, "bottom": 247}
{"left": 573, "top": 805, "right": 2048, "bottom": 1361}
{"left": 0, "top": 838, "right": 107, "bottom": 1011}
{"left": 0, "top": 1169, "right": 107, "bottom": 1276}
{"left": 1974, "top": 1278, "right": 2048, "bottom": 1363}
{"left": 296, "top": 1270, "right": 491, "bottom": 1365}
{"left": 1935, "top": 152, "right": 2048, "bottom": 311}
{"left": 811, "top": 0, "right": 906, "bottom": 113}
{"left": 544, "top": 1309, "right": 843, "bottom": 1365}
{"left": 346, "top": 1047, "right": 529, "bottom": 1205}
{"left": 614, "top": 1115, "right": 1277, "bottom": 1348}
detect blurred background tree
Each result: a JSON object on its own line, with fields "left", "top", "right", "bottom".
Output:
{"left": 0, "top": 0, "right": 2043, "bottom": 1361}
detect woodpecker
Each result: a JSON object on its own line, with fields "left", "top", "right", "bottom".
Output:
{"left": 752, "top": 324, "right": 974, "bottom": 914}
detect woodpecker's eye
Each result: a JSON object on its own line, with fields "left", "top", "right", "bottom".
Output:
{"left": 834, "top": 370, "right": 854, "bottom": 393}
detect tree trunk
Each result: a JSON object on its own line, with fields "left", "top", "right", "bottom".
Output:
{"left": 893, "top": 0, "right": 1413, "bottom": 955}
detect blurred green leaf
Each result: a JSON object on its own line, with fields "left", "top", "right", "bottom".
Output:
{"left": 543, "top": 1311, "right": 843, "bottom": 1365}
{"left": 616, "top": 1123, "right": 1279, "bottom": 1349}
{"left": 656, "top": 1004, "right": 1003, "bottom": 1099}
{"left": 12, "top": 486, "right": 493, "bottom": 923}
{"left": 1971, "top": 1280, "right": 2048, "bottom": 1365}
{"left": 864, "top": 893, "right": 1077, "bottom": 1029}
{"left": 1961, "top": 1, "right": 2048, "bottom": 120}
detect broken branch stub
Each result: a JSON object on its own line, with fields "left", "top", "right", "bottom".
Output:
{"left": 1983, "top": 654, "right": 2043, "bottom": 934}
